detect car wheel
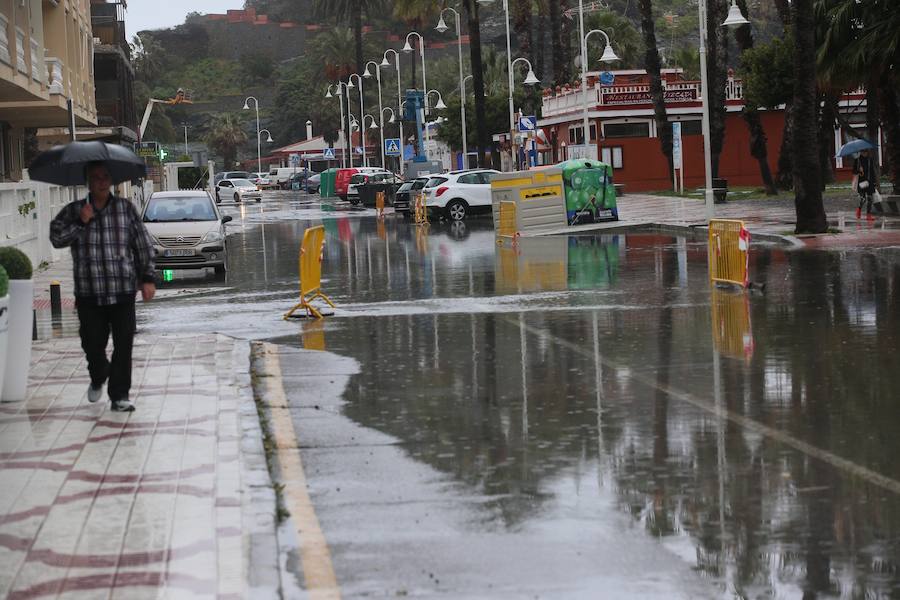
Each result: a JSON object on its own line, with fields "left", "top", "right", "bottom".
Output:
{"left": 234, "top": 193, "right": 241, "bottom": 203}
{"left": 446, "top": 200, "right": 467, "bottom": 222}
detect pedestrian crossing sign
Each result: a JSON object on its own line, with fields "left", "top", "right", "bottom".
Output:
{"left": 323, "top": 147, "right": 335, "bottom": 160}
{"left": 385, "top": 138, "right": 402, "bottom": 156}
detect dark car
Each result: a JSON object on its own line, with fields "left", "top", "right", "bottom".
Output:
{"left": 393, "top": 177, "right": 430, "bottom": 219}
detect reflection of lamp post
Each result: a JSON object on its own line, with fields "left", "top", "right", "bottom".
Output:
{"left": 347, "top": 73, "right": 367, "bottom": 166}
{"left": 580, "top": 27, "right": 619, "bottom": 160}
{"left": 698, "top": 0, "right": 748, "bottom": 218}
{"left": 242, "top": 96, "right": 262, "bottom": 174}
{"left": 381, "top": 48, "right": 405, "bottom": 175}
{"left": 436, "top": 7, "right": 468, "bottom": 169}
{"left": 363, "top": 60, "right": 386, "bottom": 168}
{"left": 326, "top": 82, "right": 350, "bottom": 168}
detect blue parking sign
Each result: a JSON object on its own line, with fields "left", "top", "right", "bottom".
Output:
{"left": 518, "top": 115, "right": 537, "bottom": 132}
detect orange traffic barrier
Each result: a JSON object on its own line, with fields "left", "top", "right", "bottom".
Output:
{"left": 284, "top": 225, "right": 336, "bottom": 320}
{"left": 708, "top": 219, "right": 750, "bottom": 288}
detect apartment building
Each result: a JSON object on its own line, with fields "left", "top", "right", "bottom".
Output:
{"left": 0, "top": 0, "right": 97, "bottom": 181}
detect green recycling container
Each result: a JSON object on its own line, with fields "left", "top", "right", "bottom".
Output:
{"left": 559, "top": 159, "right": 618, "bottom": 225}
{"left": 320, "top": 168, "right": 339, "bottom": 198}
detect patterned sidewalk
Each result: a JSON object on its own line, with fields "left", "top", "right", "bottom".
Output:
{"left": 0, "top": 334, "right": 280, "bottom": 598}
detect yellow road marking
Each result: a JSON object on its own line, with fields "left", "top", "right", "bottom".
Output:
{"left": 260, "top": 344, "right": 341, "bottom": 599}
{"left": 507, "top": 317, "right": 900, "bottom": 496}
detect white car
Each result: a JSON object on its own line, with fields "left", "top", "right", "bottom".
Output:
{"left": 142, "top": 191, "right": 232, "bottom": 275}
{"left": 422, "top": 169, "right": 500, "bottom": 221}
{"left": 216, "top": 178, "right": 262, "bottom": 203}
{"left": 251, "top": 172, "right": 274, "bottom": 189}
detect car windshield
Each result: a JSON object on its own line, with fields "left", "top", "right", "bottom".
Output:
{"left": 350, "top": 174, "right": 367, "bottom": 184}
{"left": 231, "top": 179, "right": 257, "bottom": 188}
{"left": 397, "top": 182, "right": 413, "bottom": 192}
{"left": 424, "top": 177, "right": 448, "bottom": 188}
{"left": 144, "top": 196, "right": 216, "bottom": 222}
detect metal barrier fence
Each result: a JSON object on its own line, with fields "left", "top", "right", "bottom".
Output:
{"left": 284, "top": 225, "right": 335, "bottom": 320}
{"left": 497, "top": 200, "right": 518, "bottom": 240}
{"left": 708, "top": 219, "right": 750, "bottom": 288}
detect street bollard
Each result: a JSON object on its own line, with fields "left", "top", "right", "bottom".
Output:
{"left": 50, "top": 280, "right": 62, "bottom": 319}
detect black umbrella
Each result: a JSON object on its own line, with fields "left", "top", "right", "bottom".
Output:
{"left": 28, "top": 140, "right": 146, "bottom": 186}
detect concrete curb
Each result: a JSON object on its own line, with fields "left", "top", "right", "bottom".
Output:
{"left": 225, "top": 334, "right": 283, "bottom": 598}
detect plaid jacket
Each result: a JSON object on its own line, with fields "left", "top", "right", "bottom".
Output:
{"left": 50, "top": 195, "right": 155, "bottom": 305}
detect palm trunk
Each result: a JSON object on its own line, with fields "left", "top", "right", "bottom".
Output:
{"left": 549, "top": 0, "right": 564, "bottom": 85}
{"left": 791, "top": 0, "right": 826, "bottom": 234}
{"left": 559, "top": 0, "right": 573, "bottom": 84}
{"left": 734, "top": 0, "right": 776, "bottom": 194}
{"left": 879, "top": 75, "right": 900, "bottom": 191}
{"left": 707, "top": 0, "right": 727, "bottom": 178}
{"left": 865, "top": 76, "right": 881, "bottom": 189}
{"left": 818, "top": 92, "right": 839, "bottom": 187}
{"left": 513, "top": 0, "right": 533, "bottom": 57}
{"left": 462, "top": 0, "right": 491, "bottom": 168}
{"left": 637, "top": 0, "right": 673, "bottom": 180}
{"left": 777, "top": 102, "right": 794, "bottom": 189}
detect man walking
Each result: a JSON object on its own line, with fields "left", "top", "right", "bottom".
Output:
{"left": 50, "top": 161, "right": 156, "bottom": 412}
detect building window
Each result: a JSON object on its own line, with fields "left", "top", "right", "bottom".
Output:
{"left": 601, "top": 146, "right": 624, "bottom": 169}
{"left": 0, "top": 15, "right": 10, "bottom": 65}
{"left": 568, "top": 124, "right": 598, "bottom": 145}
{"left": 603, "top": 122, "right": 650, "bottom": 138}
{"left": 677, "top": 120, "right": 702, "bottom": 136}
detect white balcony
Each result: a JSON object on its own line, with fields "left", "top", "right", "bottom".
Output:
{"left": 46, "top": 56, "right": 63, "bottom": 94}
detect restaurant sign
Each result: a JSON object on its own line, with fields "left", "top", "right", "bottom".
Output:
{"left": 601, "top": 89, "right": 698, "bottom": 105}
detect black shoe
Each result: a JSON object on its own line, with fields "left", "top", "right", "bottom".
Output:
{"left": 87, "top": 384, "right": 103, "bottom": 403}
{"left": 110, "top": 398, "right": 135, "bottom": 412}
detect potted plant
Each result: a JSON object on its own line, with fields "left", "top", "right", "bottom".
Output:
{"left": 0, "top": 247, "right": 33, "bottom": 401}
{"left": 0, "top": 265, "right": 8, "bottom": 396}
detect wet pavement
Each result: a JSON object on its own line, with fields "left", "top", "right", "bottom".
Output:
{"left": 140, "top": 192, "right": 900, "bottom": 597}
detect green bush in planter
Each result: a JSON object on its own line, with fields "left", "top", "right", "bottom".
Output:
{"left": 0, "top": 247, "right": 32, "bottom": 280}
{"left": 0, "top": 265, "right": 7, "bottom": 298}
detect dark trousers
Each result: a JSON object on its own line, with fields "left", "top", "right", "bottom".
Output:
{"left": 76, "top": 299, "right": 136, "bottom": 401}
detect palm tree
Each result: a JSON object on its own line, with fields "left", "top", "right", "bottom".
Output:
{"left": 733, "top": 0, "right": 777, "bottom": 194}
{"left": 637, "top": 0, "right": 673, "bottom": 180}
{"left": 392, "top": 0, "right": 440, "bottom": 99}
{"left": 707, "top": 0, "right": 728, "bottom": 178}
{"left": 315, "top": 0, "right": 386, "bottom": 76}
{"left": 205, "top": 114, "right": 248, "bottom": 170}
{"left": 791, "top": 0, "right": 826, "bottom": 233}
{"left": 461, "top": 0, "right": 491, "bottom": 168}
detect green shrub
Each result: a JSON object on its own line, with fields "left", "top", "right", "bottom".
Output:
{"left": 0, "top": 265, "right": 8, "bottom": 297}
{"left": 0, "top": 247, "right": 33, "bottom": 280}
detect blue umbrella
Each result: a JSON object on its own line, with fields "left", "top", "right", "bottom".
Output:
{"left": 836, "top": 138, "right": 875, "bottom": 158}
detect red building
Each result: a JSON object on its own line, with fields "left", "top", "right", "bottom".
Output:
{"left": 537, "top": 69, "right": 871, "bottom": 192}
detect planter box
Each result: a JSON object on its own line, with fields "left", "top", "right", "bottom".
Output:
{"left": 3, "top": 279, "right": 33, "bottom": 401}
{"left": 0, "top": 295, "right": 8, "bottom": 396}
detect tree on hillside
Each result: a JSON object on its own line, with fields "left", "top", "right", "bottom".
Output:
{"left": 733, "top": 0, "right": 777, "bottom": 195}
{"left": 461, "top": 0, "right": 491, "bottom": 168}
{"left": 791, "top": 0, "right": 826, "bottom": 233}
{"left": 205, "top": 114, "right": 249, "bottom": 170}
{"left": 392, "top": 0, "right": 441, "bottom": 106}
{"left": 637, "top": 0, "right": 674, "bottom": 180}
{"left": 131, "top": 33, "right": 166, "bottom": 83}
{"left": 314, "top": 0, "right": 387, "bottom": 76}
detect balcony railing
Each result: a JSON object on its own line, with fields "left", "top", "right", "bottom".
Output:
{"left": 0, "top": 14, "right": 10, "bottom": 65}
{"left": 46, "top": 56, "right": 64, "bottom": 94}
{"left": 15, "top": 28, "right": 26, "bottom": 74}
{"left": 30, "top": 39, "right": 43, "bottom": 83}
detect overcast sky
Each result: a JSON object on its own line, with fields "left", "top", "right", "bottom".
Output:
{"left": 126, "top": 1, "right": 245, "bottom": 37}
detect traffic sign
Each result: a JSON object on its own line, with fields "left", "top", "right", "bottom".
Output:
{"left": 599, "top": 71, "right": 616, "bottom": 86}
{"left": 518, "top": 115, "right": 537, "bottom": 132}
{"left": 136, "top": 141, "right": 158, "bottom": 158}
{"left": 289, "top": 153, "right": 300, "bottom": 167}
{"left": 384, "top": 138, "right": 401, "bottom": 157}
{"left": 672, "top": 122, "right": 683, "bottom": 169}
{"left": 355, "top": 146, "right": 363, "bottom": 155}
{"left": 323, "top": 147, "right": 336, "bottom": 160}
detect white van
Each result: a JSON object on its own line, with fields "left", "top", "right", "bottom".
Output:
{"left": 269, "top": 166, "right": 307, "bottom": 189}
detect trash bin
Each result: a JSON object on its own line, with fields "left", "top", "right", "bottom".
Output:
{"left": 713, "top": 177, "right": 728, "bottom": 204}
{"left": 560, "top": 159, "right": 619, "bottom": 225}
{"left": 360, "top": 182, "right": 393, "bottom": 207}
{"left": 320, "top": 168, "right": 339, "bottom": 198}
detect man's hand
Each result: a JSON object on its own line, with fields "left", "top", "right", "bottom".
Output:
{"left": 140, "top": 282, "right": 156, "bottom": 302}
{"left": 80, "top": 203, "right": 95, "bottom": 224}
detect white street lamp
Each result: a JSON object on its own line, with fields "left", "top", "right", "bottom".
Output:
{"left": 364, "top": 60, "right": 386, "bottom": 168}
{"left": 382, "top": 106, "right": 396, "bottom": 124}
{"left": 509, "top": 57, "right": 539, "bottom": 169}
{"left": 698, "top": 0, "right": 750, "bottom": 218}
{"left": 348, "top": 73, "right": 367, "bottom": 166}
{"left": 403, "top": 31, "right": 429, "bottom": 159}
{"left": 425, "top": 89, "right": 447, "bottom": 156}
{"left": 326, "top": 82, "right": 351, "bottom": 168}
{"left": 258, "top": 128, "right": 274, "bottom": 143}
{"left": 242, "top": 96, "right": 263, "bottom": 174}
{"left": 580, "top": 26, "right": 619, "bottom": 161}
{"left": 382, "top": 48, "right": 406, "bottom": 175}
{"left": 436, "top": 6, "right": 469, "bottom": 168}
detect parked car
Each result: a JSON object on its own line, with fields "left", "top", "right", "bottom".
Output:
{"left": 213, "top": 170, "right": 252, "bottom": 184}
{"left": 422, "top": 169, "right": 500, "bottom": 221}
{"left": 251, "top": 172, "right": 274, "bottom": 189}
{"left": 335, "top": 167, "right": 385, "bottom": 200}
{"left": 393, "top": 177, "right": 430, "bottom": 219}
{"left": 306, "top": 172, "right": 322, "bottom": 194}
{"left": 216, "top": 178, "right": 262, "bottom": 203}
{"left": 288, "top": 171, "right": 317, "bottom": 191}
{"left": 142, "top": 191, "right": 232, "bottom": 275}
{"left": 346, "top": 171, "right": 402, "bottom": 205}
{"left": 269, "top": 167, "right": 308, "bottom": 189}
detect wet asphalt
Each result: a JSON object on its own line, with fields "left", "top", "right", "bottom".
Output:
{"left": 140, "top": 192, "right": 900, "bottom": 598}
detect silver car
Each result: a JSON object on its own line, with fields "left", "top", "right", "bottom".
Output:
{"left": 142, "top": 191, "right": 232, "bottom": 275}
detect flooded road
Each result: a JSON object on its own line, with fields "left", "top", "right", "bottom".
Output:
{"left": 145, "top": 195, "right": 900, "bottom": 597}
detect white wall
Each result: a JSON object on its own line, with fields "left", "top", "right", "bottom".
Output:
{"left": 0, "top": 181, "right": 81, "bottom": 267}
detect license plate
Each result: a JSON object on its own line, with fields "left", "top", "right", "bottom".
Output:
{"left": 164, "top": 249, "right": 195, "bottom": 257}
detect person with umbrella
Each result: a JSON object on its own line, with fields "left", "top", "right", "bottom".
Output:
{"left": 853, "top": 148, "right": 876, "bottom": 220}
{"left": 41, "top": 143, "right": 156, "bottom": 412}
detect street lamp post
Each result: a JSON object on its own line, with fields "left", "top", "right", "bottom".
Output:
{"left": 348, "top": 73, "right": 367, "bottom": 166}
{"left": 436, "top": 7, "right": 468, "bottom": 169}
{"left": 182, "top": 123, "right": 190, "bottom": 156}
{"left": 403, "top": 31, "right": 428, "bottom": 159}
{"left": 425, "top": 89, "right": 448, "bottom": 160}
{"left": 242, "top": 95, "right": 263, "bottom": 174}
{"left": 381, "top": 49, "right": 405, "bottom": 176}
{"left": 326, "top": 82, "right": 350, "bottom": 168}
{"left": 363, "top": 60, "right": 386, "bottom": 169}
{"left": 509, "top": 57, "right": 540, "bottom": 169}
{"left": 476, "top": 0, "right": 519, "bottom": 170}
{"left": 580, "top": 25, "right": 619, "bottom": 161}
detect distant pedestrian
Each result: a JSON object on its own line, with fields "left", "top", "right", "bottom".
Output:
{"left": 50, "top": 161, "right": 156, "bottom": 412}
{"left": 854, "top": 149, "right": 875, "bottom": 220}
